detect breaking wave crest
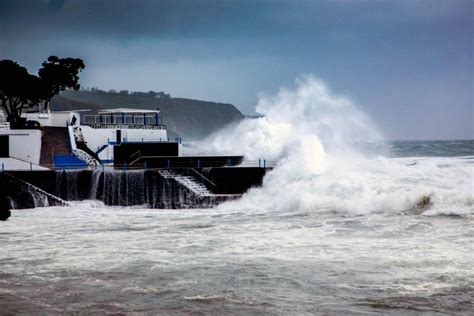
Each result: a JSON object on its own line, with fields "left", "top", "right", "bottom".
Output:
{"left": 227, "top": 155, "right": 473, "bottom": 216}
{"left": 199, "top": 75, "right": 473, "bottom": 216}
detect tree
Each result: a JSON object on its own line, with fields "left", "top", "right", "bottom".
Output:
{"left": 0, "top": 60, "right": 47, "bottom": 127}
{"left": 38, "top": 56, "right": 85, "bottom": 110}
{"left": 0, "top": 56, "right": 85, "bottom": 128}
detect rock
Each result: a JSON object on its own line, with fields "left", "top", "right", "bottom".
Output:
{"left": 0, "top": 196, "right": 11, "bottom": 221}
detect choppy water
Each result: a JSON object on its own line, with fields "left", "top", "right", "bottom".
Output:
{"left": 1, "top": 140, "right": 473, "bottom": 315}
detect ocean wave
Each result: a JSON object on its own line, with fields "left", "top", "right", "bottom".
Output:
{"left": 198, "top": 76, "right": 474, "bottom": 217}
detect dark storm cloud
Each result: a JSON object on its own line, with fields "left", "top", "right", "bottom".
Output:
{"left": 1, "top": 0, "right": 471, "bottom": 60}
{"left": 1, "top": 0, "right": 469, "bottom": 41}
{"left": 1, "top": 0, "right": 274, "bottom": 40}
{"left": 49, "top": 0, "right": 65, "bottom": 11}
{"left": 2, "top": 0, "right": 470, "bottom": 64}
{"left": 0, "top": 0, "right": 472, "bottom": 139}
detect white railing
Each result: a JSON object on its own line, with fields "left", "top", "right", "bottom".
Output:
{"left": 71, "top": 126, "right": 85, "bottom": 142}
{"left": 70, "top": 126, "right": 100, "bottom": 167}
{"left": 72, "top": 148, "right": 99, "bottom": 167}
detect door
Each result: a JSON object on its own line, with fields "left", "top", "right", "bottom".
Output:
{"left": 0, "top": 135, "right": 9, "bottom": 157}
{"left": 116, "top": 130, "right": 122, "bottom": 144}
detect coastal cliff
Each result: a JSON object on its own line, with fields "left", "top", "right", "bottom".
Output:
{"left": 51, "top": 90, "right": 244, "bottom": 140}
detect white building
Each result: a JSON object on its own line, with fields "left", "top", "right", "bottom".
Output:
{"left": 23, "top": 109, "right": 82, "bottom": 128}
{"left": 0, "top": 107, "right": 176, "bottom": 170}
{"left": 71, "top": 108, "right": 170, "bottom": 164}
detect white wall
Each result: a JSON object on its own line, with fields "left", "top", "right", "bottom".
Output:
{"left": 122, "top": 129, "right": 168, "bottom": 143}
{"left": 0, "top": 158, "right": 48, "bottom": 170}
{"left": 0, "top": 129, "right": 41, "bottom": 164}
{"left": 23, "top": 113, "right": 52, "bottom": 126}
{"left": 23, "top": 111, "right": 81, "bottom": 127}
{"left": 73, "top": 126, "right": 115, "bottom": 161}
{"left": 50, "top": 112, "right": 71, "bottom": 127}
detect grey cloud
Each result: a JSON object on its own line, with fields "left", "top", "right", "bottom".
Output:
{"left": 49, "top": 0, "right": 65, "bottom": 11}
{"left": 1, "top": 0, "right": 272, "bottom": 40}
{"left": 1, "top": 0, "right": 470, "bottom": 41}
{"left": 0, "top": 0, "right": 472, "bottom": 139}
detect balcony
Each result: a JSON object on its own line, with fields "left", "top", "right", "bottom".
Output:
{"left": 82, "top": 113, "right": 166, "bottom": 130}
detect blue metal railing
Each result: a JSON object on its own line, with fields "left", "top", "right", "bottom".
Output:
{"left": 121, "top": 137, "right": 182, "bottom": 143}
{"left": 0, "top": 158, "right": 276, "bottom": 171}
{"left": 95, "top": 144, "right": 108, "bottom": 155}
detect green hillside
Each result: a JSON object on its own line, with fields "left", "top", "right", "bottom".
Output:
{"left": 52, "top": 90, "right": 244, "bottom": 140}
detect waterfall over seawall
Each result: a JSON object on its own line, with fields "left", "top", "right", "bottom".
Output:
{"left": 1, "top": 167, "right": 265, "bottom": 210}
{"left": 54, "top": 170, "right": 235, "bottom": 208}
{"left": 100, "top": 170, "right": 146, "bottom": 206}
{"left": 0, "top": 172, "right": 69, "bottom": 209}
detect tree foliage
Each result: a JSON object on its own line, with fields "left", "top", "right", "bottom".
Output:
{"left": 38, "top": 56, "right": 85, "bottom": 100}
{"left": 0, "top": 56, "right": 85, "bottom": 128}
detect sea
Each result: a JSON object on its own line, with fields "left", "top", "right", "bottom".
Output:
{"left": 0, "top": 139, "right": 473, "bottom": 315}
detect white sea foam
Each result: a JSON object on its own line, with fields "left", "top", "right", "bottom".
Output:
{"left": 193, "top": 75, "right": 473, "bottom": 216}
{"left": 229, "top": 155, "right": 473, "bottom": 216}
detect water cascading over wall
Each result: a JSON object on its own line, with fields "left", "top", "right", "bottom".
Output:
{"left": 0, "top": 172, "right": 69, "bottom": 209}
{"left": 54, "top": 170, "right": 224, "bottom": 208}
{"left": 56, "top": 170, "right": 102, "bottom": 201}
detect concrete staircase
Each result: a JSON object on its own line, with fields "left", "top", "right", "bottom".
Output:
{"left": 158, "top": 169, "right": 214, "bottom": 197}
{"left": 40, "top": 127, "right": 71, "bottom": 167}
{"left": 70, "top": 126, "right": 100, "bottom": 166}
{"left": 4, "top": 172, "right": 70, "bottom": 207}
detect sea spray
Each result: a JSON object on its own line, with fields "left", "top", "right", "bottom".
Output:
{"left": 192, "top": 75, "right": 381, "bottom": 161}
{"left": 194, "top": 75, "right": 473, "bottom": 216}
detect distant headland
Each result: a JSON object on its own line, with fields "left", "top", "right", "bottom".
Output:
{"left": 53, "top": 89, "right": 244, "bottom": 140}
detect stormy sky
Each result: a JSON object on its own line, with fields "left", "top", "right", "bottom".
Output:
{"left": 0, "top": 0, "right": 472, "bottom": 139}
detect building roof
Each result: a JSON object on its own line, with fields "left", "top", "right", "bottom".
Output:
{"left": 98, "top": 108, "right": 160, "bottom": 114}
{"left": 52, "top": 110, "right": 91, "bottom": 113}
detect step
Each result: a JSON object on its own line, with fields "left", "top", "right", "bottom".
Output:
{"left": 4, "top": 172, "right": 70, "bottom": 207}
{"left": 40, "top": 127, "right": 71, "bottom": 167}
{"left": 158, "top": 170, "right": 214, "bottom": 197}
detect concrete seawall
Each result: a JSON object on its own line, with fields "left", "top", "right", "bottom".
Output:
{"left": 0, "top": 167, "right": 269, "bottom": 209}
